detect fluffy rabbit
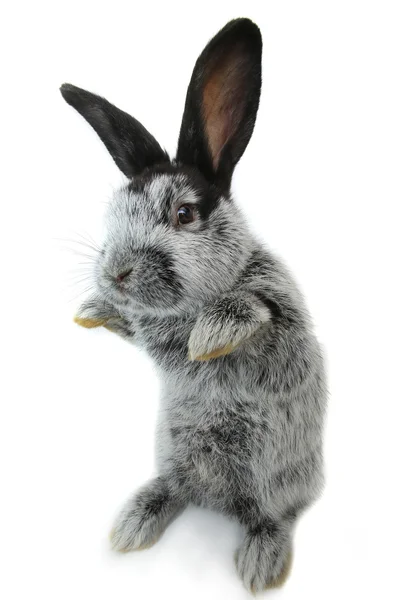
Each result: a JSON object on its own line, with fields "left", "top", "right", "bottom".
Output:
{"left": 61, "top": 18, "right": 326, "bottom": 593}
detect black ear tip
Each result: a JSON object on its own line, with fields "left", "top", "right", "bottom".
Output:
{"left": 230, "top": 17, "right": 261, "bottom": 31}
{"left": 60, "top": 83, "right": 77, "bottom": 104}
{"left": 216, "top": 18, "right": 262, "bottom": 56}
{"left": 224, "top": 17, "right": 261, "bottom": 39}
{"left": 60, "top": 82, "right": 88, "bottom": 100}
{"left": 59, "top": 83, "right": 91, "bottom": 111}
{"left": 60, "top": 82, "right": 75, "bottom": 94}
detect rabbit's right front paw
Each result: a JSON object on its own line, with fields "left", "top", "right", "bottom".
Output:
{"left": 74, "top": 293, "right": 117, "bottom": 329}
{"left": 103, "top": 316, "right": 135, "bottom": 339}
{"left": 110, "top": 477, "right": 183, "bottom": 552}
{"left": 74, "top": 293, "right": 135, "bottom": 339}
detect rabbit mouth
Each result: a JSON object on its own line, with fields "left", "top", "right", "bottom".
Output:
{"left": 95, "top": 274, "right": 131, "bottom": 307}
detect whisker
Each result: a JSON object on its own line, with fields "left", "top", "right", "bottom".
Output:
{"left": 67, "top": 266, "right": 93, "bottom": 275}
{"left": 64, "top": 276, "right": 93, "bottom": 286}
{"left": 67, "top": 285, "right": 95, "bottom": 304}
{"left": 55, "top": 239, "right": 99, "bottom": 255}
{"left": 55, "top": 232, "right": 101, "bottom": 304}
{"left": 65, "top": 275, "right": 94, "bottom": 283}
{"left": 61, "top": 276, "right": 94, "bottom": 290}
{"left": 73, "top": 233, "right": 101, "bottom": 254}
{"left": 58, "top": 247, "right": 98, "bottom": 261}
{"left": 78, "top": 231, "right": 102, "bottom": 252}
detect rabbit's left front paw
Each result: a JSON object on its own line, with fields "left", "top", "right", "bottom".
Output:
{"left": 188, "top": 292, "right": 271, "bottom": 361}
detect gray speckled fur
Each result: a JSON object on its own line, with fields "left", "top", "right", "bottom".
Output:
{"left": 78, "top": 175, "right": 327, "bottom": 592}
{"left": 67, "top": 19, "right": 327, "bottom": 593}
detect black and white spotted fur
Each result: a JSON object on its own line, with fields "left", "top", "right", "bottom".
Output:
{"left": 61, "top": 18, "right": 327, "bottom": 593}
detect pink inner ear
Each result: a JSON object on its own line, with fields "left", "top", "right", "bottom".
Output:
{"left": 202, "top": 47, "right": 249, "bottom": 171}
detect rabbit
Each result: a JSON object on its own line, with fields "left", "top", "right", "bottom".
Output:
{"left": 60, "top": 18, "right": 327, "bottom": 594}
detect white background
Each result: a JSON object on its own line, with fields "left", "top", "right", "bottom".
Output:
{"left": 1, "top": 1, "right": 399, "bottom": 598}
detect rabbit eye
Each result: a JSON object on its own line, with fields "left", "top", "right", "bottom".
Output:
{"left": 177, "top": 204, "right": 195, "bottom": 225}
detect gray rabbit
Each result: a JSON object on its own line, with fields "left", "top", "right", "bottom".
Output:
{"left": 61, "top": 18, "right": 326, "bottom": 593}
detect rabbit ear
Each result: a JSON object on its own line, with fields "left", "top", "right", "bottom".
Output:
{"left": 60, "top": 84, "right": 169, "bottom": 179}
{"left": 176, "top": 19, "right": 262, "bottom": 190}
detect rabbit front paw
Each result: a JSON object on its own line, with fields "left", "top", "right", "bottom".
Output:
{"left": 74, "top": 293, "right": 118, "bottom": 329}
{"left": 103, "top": 316, "right": 135, "bottom": 339}
{"left": 74, "top": 293, "right": 135, "bottom": 339}
{"left": 188, "top": 291, "right": 271, "bottom": 361}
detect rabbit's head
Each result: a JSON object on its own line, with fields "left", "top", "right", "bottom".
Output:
{"left": 61, "top": 19, "right": 262, "bottom": 316}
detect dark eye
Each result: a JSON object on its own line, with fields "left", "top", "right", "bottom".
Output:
{"left": 177, "top": 204, "right": 195, "bottom": 225}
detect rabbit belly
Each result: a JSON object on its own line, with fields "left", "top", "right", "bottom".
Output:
{"left": 147, "top": 319, "right": 326, "bottom": 518}
{"left": 165, "top": 419, "right": 252, "bottom": 509}
{"left": 155, "top": 362, "right": 326, "bottom": 519}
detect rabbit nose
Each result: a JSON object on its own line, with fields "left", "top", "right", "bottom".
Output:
{"left": 116, "top": 268, "right": 133, "bottom": 283}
